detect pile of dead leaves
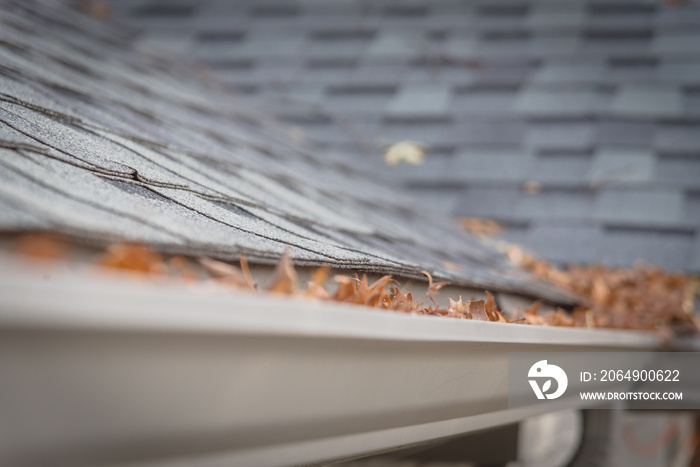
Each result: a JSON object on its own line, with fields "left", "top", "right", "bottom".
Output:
{"left": 11, "top": 234, "right": 510, "bottom": 324}
{"left": 11, "top": 234, "right": 699, "bottom": 332}
{"left": 199, "top": 248, "right": 510, "bottom": 323}
{"left": 505, "top": 244, "right": 699, "bottom": 333}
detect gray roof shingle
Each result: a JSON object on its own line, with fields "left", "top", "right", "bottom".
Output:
{"left": 0, "top": 0, "right": 578, "bottom": 302}
{"left": 34, "top": 0, "right": 700, "bottom": 272}
{"left": 588, "top": 147, "right": 656, "bottom": 186}
{"left": 594, "top": 188, "right": 684, "bottom": 226}
{"left": 385, "top": 83, "right": 451, "bottom": 120}
{"left": 597, "top": 227, "right": 695, "bottom": 271}
{"left": 611, "top": 84, "right": 683, "bottom": 118}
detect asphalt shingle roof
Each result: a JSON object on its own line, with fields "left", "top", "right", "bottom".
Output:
{"left": 103, "top": 0, "right": 700, "bottom": 272}
{"left": 0, "top": 0, "right": 576, "bottom": 303}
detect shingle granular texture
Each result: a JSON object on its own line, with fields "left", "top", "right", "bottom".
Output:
{"left": 103, "top": 0, "right": 700, "bottom": 272}
{"left": 0, "top": 0, "right": 576, "bottom": 303}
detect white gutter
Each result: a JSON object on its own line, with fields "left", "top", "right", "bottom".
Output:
{"left": 0, "top": 264, "right": 660, "bottom": 466}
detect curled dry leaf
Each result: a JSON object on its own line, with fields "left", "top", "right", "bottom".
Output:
{"left": 199, "top": 257, "right": 253, "bottom": 290}
{"left": 523, "top": 301, "right": 545, "bottom": 325}
{"left": 468, "top": 300, "right": 490, "bottom": 321}
{"left": 485, "top": 291, "right": 498, "bottom": 320}
{"left": 332, "top": 275, "right": 356, "bottom": 302}
{"left": 423, "top": 270, "right": 449, "bottom": 308}
{"left": 305, "top": 266, "right": 330, "bottom": 299}
{"left": 266, "top": 250, "right": 298, "bottom": 295}
{"left": 446, "top": 296, "right": 470, "bottom": 319}
{"left": 360, "top": 275, "right": 395, "bottom": 307}
{"left": 238, "top": 254, "right": 257, "bottom": 291}
{"left": 385, "top": 285, "right": 415, "bottom": 313}
{"left": 495, "top": 312, "right": 509, "bottom": 323}
{"left": 423, "top": 270, "right": 449, "bottom": 298}
{"left": 448, "top": 296, "right": 467, "bottom": 314}
{"left": 485, "top": 291, "right": 509, "bottom": 323}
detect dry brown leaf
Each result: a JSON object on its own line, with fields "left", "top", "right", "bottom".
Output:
{"left": 457, "top": 217, "right": 503, "bottom": 236}
{"left": 525, "top": 313, "right": 548, "bottom": 326}
{"left": 14, "top": 233, "right": 69, "bottom": 261}
{"left": 98, "top": 243, "right": 165, "bottom": 275}
{"left": 423, "top": 271, "right": 449, "bottom": 297}
{"left": 238, "top": 254, "right": 257, "bottom": 291}
{"left": 485, "top": 291, "right": 499, "bottom": 321}
{"left": 199, "top": 257, "right": 252, "bottom": 290}
{"left": 385, "top": 285, "right": 415, "bottom": 313}
{"left": 448, "top": 296, "right": 467, "bottom": 314}
{"left": 266, "top": 250, "right": 298, "bottom": 295}
{"left": 544, "top": 309, "right": 575, "bottom": 327}
{"left": 332, "top": 275, "right": 357, "bottom": 302}
{"left": 495, "top": 311, "right": 509, "bottom": 323}
{"left": 422, "top": 270, "right": 449, "bottom": 309}
{"left": 305, "top": 267, "right": 331, "bottom": 299}
{"left": 468, "top": 300, "right": 490, "bottom": 321}
{"left": 524, "top": 301, "right": 541, "bottom": 316}
{"left": 363, "top": 275, "right": 395, "bottom": 307}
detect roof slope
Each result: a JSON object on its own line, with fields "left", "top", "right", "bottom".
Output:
{"left": 106, "top": 0, "right": 700, "bottom": 272}
{"left": 0, "top": 0, "right": 573, "bottom": 302}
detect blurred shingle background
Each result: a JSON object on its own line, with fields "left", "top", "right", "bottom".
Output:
{"left": 102, "top": 0, "right": 700, "bottom": 271}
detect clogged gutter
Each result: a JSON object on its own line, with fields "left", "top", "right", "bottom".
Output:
{"left": 13, "top": 233, "right": 699, "bottom": 335}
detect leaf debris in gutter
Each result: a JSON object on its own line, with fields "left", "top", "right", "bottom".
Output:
{"left": 9, "top": 233, "right": 699, "bottom": 334}
{"left": 504, "top": 244, "right": 699, "bottom": 334}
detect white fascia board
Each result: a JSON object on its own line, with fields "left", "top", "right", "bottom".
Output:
{"left": 0, "top": 266, "right": 660, "bottom": 466}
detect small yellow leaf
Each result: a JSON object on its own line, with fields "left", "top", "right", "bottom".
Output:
{"left": 384, "top": 141, "right": 426, "bottom": 166}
